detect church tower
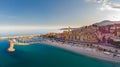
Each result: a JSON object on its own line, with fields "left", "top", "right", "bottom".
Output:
{"left": 68, "top": 26, "right": 71, "bottom": 32}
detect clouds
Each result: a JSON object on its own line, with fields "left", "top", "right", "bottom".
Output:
{"left": 85, "top": 0, "right": 120, "bottom": 11}
{"left": 85, "top": 0, "right": 107, "bottom": 3}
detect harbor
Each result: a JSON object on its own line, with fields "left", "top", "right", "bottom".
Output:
{"left": 0, "top": 34, "right": 43, "bottom": 52}
{"left": 3, "top": 34, "right": 120, "bottom": 62}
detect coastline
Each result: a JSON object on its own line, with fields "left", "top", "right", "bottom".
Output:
{"left": 41, "top": 39, "right": 120, "bottom": 63}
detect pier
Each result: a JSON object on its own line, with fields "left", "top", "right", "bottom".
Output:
{"left": 8, "top": 39, "right": 16, "bottom": 52}
{"left": 4, "top": 35, "right": 43, "bottom": 52}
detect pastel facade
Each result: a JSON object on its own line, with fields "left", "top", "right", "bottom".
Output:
{"left": 46, "top": 24, "right": 120, "bottom": 44}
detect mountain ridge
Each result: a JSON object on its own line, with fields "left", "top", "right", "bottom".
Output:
{"left": 93, "top": 20, "right": 120, "bottom": 26}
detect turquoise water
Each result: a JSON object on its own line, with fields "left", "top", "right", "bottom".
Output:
{"left": 0, "top": 40, "right": 120, "bottom": 67}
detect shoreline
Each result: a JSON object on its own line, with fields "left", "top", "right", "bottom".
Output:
{"left": 41, "top": 39, "right": 120, "bottom": 63}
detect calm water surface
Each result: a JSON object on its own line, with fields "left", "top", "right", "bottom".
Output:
{"left": 0, "top": 40, "right": 120, "bottom": 67}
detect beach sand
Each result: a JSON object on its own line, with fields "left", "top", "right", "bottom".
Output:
{"left": 41, "top": 39, "right": 120, "bottom": 63}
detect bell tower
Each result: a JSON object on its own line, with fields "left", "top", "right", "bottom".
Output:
{"left": 68, "top": 26, "right": 71, "bottom": 32}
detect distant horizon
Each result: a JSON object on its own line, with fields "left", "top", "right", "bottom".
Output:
{"left": 0, "top": 0, "right": 120, "bottom": 35}
{"left": 0, "top": 19, "right": 120, "bottom": 30}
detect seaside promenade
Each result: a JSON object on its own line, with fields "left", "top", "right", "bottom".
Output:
{"left": 41, "top": 38, "right": 120, "bottom": 62}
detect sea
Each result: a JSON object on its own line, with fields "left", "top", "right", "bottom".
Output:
{"left": 0, "top": 29, "right": 63, "bottom": 36}
{"left": 0, "top": 29, "right": 120, "bottom": 67}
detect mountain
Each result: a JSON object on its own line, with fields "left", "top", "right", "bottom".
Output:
{"left": 93, "top": 20, "right": 120, "bottom": 26}
{"left": 60, "top": 20, "right": 120, "bottom": 30}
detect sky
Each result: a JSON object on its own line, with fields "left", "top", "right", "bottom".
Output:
{"left": 0, "top": 0, "right": 120, "bottom": 31}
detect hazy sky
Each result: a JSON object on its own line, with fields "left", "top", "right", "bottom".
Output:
{"left": 0, "top": 0, "right": 120, "bottom": 30}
